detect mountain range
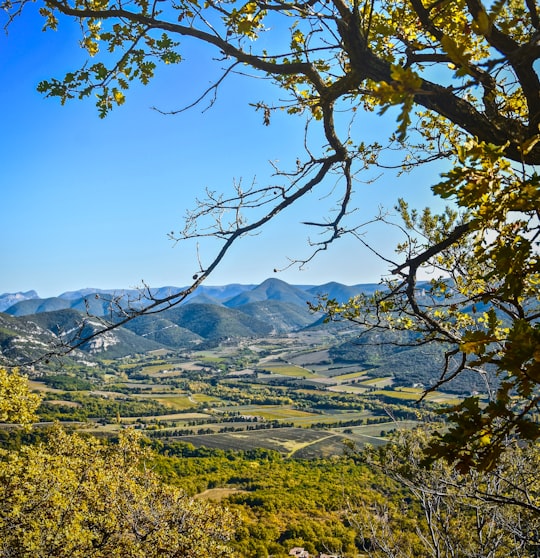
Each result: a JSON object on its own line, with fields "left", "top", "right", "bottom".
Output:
{"left": 0, "top": 278, "right": 375, "bottom": 364}
{"left": 0, "top": 278, "right": 380, "bottom": 315}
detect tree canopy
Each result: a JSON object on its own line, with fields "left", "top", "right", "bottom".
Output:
{"left": 2, "top": 0, "right": 539, "bottom": 467}
{"left": 0, "top": 368, "right": 41, "bottom": 426}
{"left": 0, "top": 426, "right": 236, "bottom": 557}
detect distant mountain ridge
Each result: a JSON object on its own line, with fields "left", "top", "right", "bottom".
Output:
{"left": 1, "top": 278, "right": 375, "bottom": 317}
{"left": 0, "top": 279, "right": 489, "bottom": 394}
{"left": 224, "top": 278, "right": 311, "bottom": 308}
{"left": 0, "top": 278, "right": 379, "bottom": 364}
{"left": 0, "top": 290, "right": 39, "bottom": 312}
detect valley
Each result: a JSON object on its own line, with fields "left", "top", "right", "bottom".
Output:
{"left": 29, "top": 329, "right": 461, "bottom": 457}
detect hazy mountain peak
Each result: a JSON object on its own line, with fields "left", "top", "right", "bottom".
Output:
{"left": 58, "top": 288, "right": 136, "bottom": 300}
{"left": 0, "top": 290, "right": 40, "bottom": 312}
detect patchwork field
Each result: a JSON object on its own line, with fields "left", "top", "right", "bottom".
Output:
{"left": 175, "top": 427, "right": 349, "bottom": 457}
{"left": 30, "top": 332, "right": 457, "bottom": 457}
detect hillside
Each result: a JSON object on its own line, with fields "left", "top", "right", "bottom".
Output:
{"left": 329, "top": 331, "right": 496, "bottom": 394}
{"left": 121, "top": 314, "right": 203, "bottom": 348}
{"left": 0, "top": 312, "right": 58, "bottom": 365}
{"left": 224, "top": 278, "right": 312, "bottom": 308}
{"left": 4, "top": 297, "right": 71, "bottom": 316}
{"left": 26, "top": 309, "right": 166, "bottom": 358}
{"left": 236, "top": 300, "right": 317, "bottom": 333}
{"left": 158, "top": 304, "right": 274, "bottom": 339}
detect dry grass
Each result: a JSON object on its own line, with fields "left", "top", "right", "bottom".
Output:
{"left": 195, "top": 488, "right": 248, "bottom": 501}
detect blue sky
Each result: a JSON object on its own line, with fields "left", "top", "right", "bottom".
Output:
{"left": 1, "top": 6, "right": 449, "bottom": 298}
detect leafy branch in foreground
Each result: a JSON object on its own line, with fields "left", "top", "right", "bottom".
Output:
{"left": 317, "top": 138, "right": 540, "bottom": 470}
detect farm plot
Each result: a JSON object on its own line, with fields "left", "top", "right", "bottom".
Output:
{"left": 192, "top": 347, "right": 239, "bottom": 359}
{"left": 42, "top": 399, "right": 82, "bottom": 408}
{"left": 428, "top": 393, "right": 462, "bottom": 405}
{"left": 125, "top": 412, "right": 212, "bottom": 423}
{"left": 391, "top": 387, "right": 462, "bottom": 405}
{"left": 140, "top": 361, "right": 206, "bottom": 377}
{"left": 213, "top": 404, "right": 317, "bottom": 422}
{"left": 287, "top": 349, "right": 331, "bottom": 366}
{"left": 370, "top": 389, "right": 423, "bottom": 401}
{"left": 330, "top": 370, "right": 368, "bottom": 382}
{"left": 28, "top": 380, "right": 62, "bottom": 393}
{"left": 280, "top": 410, "right": 372, "bottom": 427}
{"left": 174, "top": 427, "right": 346, "bottom": 457}
{"left": 370, "top": 388, "right": 459, "bottom": 403}
{"left": 262, "top": 364, "right": 323, "bottom": 378}
{"left": 328, "top": 385, "right": 368, "bottom": 394}
{"left": 338, "top": 420, "right": 421, "bottom": 447}
{"left": 143, "top": 394, "right": 199, "bottom": 410}
{"left": 294, "top": 377, "right": 337, "bottom": 387}
{"left": 122, "top": 382, "right": 160, "bottom": 390}
{"left": 358, "top": 377, "right": 394, "bottom": 388}
{"left": 291, "top": 434, "right": 352, "bottom": 458}
{"left": 192, "top": 393, "right": 223, "bottom": 404}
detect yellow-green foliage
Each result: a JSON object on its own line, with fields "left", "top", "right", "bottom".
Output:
{"left": 0, "top": 426, "right": 236, "bottom": 557}
{"left": 0, "top": 368, "right": 41, "bottom": 425}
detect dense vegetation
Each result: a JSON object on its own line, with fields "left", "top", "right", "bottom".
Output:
{"left": 2, "top": 415, "right": 539, "bottom": 557}
{"left": 0, "top": 426, "right": 236, "bottom": 557}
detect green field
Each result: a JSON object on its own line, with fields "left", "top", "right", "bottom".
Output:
{"left": 330, "top": 370, "right": 367, "bottom": 382}
{"left": 263, "top": 364, "right": 322, "bottom": 378}
{"left": 245, "top": 406, "right": 317, "bottom": 420}
{"left": 191, "top": 393, "right": 222, "bottom": 404}
{"left": 359, "top": 377, "right": 394, "bottom": 388}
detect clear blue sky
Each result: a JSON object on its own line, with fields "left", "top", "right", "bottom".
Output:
{"left": 1, "top": 6, "right": 448, "bottom": 298}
